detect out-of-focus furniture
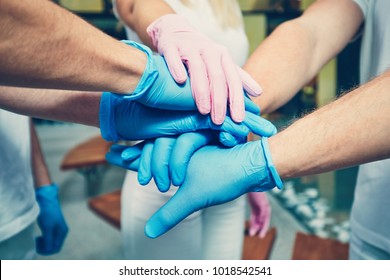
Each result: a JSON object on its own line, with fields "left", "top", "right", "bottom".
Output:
{"left": 292, "top": 232, "right": 349, "bottom": 260}
{"left": 60, "top": 135, "right": 112, "bottom": 195}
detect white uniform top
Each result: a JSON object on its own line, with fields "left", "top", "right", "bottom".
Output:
{"left": 113, "top": 0, "right": 249, "bottom": 66}
{"left": 0, "top": 110, "right": 39, "bottom": 242}
{"left": 351, "top": 0, "right": 390, "bottom": 253}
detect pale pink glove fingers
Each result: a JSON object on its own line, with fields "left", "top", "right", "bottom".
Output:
{"left": 186, "top": 54, "right": 211, "bottom": 115}
{"left": 258, "top": 211, "right": 271, "bottom": 238}
{"left": 161, "top": 46, "right": 188, "bottom": 84}
{"left": 201, "top": 51, "right": 228, "bottom": 125}
{"left": 248, "top": 192, "right": 271, "bottom": 239}
{"left": 221, "top": 54, "right": 245, "bottom": 123}
{"left": 238, "top": 67, "right": 263, "bottom": 97}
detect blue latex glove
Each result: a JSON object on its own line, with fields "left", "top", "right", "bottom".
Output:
{"left": 120, "top": 137, "right": 283, "bottom": 238}
{"left": 99, "top": 92, "right": 276, "bottom": 143}
{"left": 35, "top": 183, "right": 68, "bottom": 255}
{"left": 106, "top": 131, "right": 221, "bottom": 192}
{"left": 118, "top": 41, "right": 261, "bottom": 120}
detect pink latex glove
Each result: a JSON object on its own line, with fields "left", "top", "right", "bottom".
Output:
{"left": 147, "top": 14, "right": 262, "bottom": 125}
{"left": 248, "top": 192, "right": 271, "bottom": 238}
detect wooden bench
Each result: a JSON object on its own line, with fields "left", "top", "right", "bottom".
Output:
{"left": 88, "top": 189, "right": 277, "bottom": 260}
{"left": 60, "top": 135, "right": 112, "bottom": 195}
{"left": 292, "top": 232, "right": 349, "bottom": 260}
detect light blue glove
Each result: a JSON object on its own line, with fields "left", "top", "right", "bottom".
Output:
{"left": 113, "top": 137, "right": 283, "bottom": 238}
{"left": 118, "top": 41, "right": 261, "bottom": 117}
{"left": 99, "top": 92, "right": 276, "bottom": 142}
{"left": 106, "top": 131, "right": 221, "bottom": 192}
{"left": 35, "top": 183, "right": 68, "bottom": 255}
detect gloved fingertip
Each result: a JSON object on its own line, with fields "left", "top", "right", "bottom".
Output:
{"left": 196, "top": 102, "right": 211, "bottom": 115}
{"left": 219, "top": 136, "right": 237, "bottom": 148}
{"left": 173, "top": 72, "right": 188, "bottom": 84}
{"left": 157, "top": 183, "right": 170, "bottom": 193}
{"left": 171, "top": 173, "right": 184, "bottom": 187}
{"left": 144, "top": 221, "right": 163, "bottom": 239}
{"left": 246, "top": 83, "right": 263, "bottom": 97}
{"left": 231, "top": 109, "right": 245, "bottom": 124}
{"left": 211, "top": 114, "right": 225, "bottom": 126}
{"left": 249, "top": 228, "right": 257, "bottom": 237}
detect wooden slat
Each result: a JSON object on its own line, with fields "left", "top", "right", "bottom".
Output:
{"left": 292, "top": 232, "right": 349, "bottom": 260}
{"left": 88, "top": 189, "right": 121, "bottom": 229}
{"left": 242, "top": 227, "right": 276, "bottom": 260}
{"left": 60, "top": 135, "right": 111, "bottom": 170}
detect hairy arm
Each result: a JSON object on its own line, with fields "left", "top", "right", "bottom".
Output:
{"left": 245, "top": 0, "right": 363, "bottom": 113}
{"left": 115, "top": 0, "right": 174, "bottom": 48}
{"left": 0, "top": 0, "right": 146, "bottom": 93}
{"left": 0, "top": 87, "right": 100, "bottom": 127}
{"left": 270, "top": 71, "right": 390, "bottom": 178}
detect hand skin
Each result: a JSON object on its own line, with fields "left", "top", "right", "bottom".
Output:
{"left": 0, "top": 0, "right": 146, "bottom": 93}
{"left": 245, "top": 0, "right": 364, "bottom": 114}
{"left": 115, "top": 0, "right": 175, "bottom": 48}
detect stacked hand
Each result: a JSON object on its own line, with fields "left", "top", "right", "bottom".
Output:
{"left": 106, "top": 135, "right": 282, "bottom": 238}
{"left": 35, "top": 183, "right": 68, "bottom": 255}
{"left": 100, "top": 91, "right": 276, "bottom": 143}
{"left": 119, "top": 41, "right": 261, "bottom": 123}
{"left": 146, "top": 15, "right": 263, "bottom": 125}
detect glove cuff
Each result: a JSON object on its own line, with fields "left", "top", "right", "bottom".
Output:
{"left": 261, "top": 137, "right": 283, "bottom": 190}
{"left": 99, "top": 92, "right": 120, "bottom": 142}
{"left": 35, "top": 183, "right": 59, "bottom": 200}
{"left": 119, "top": 40, "right": 159, "bottom": 99}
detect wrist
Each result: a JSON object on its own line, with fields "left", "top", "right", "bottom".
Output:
{"left": 119, "top": 40, "right": 159, "bottom": 99}
{"left": 147, "top": 14, "right": 193, "bottom": 41}
{"left": 35, "top": 183, "right": 58, "bottom": 199}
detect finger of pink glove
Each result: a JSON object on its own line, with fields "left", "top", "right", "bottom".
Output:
{"left": 161, "top": 46, "right": 188, "bottom": 84}
{"left": 238, "top": 67, "right": 263, "bottom": 97}
{"left": 258, "top": 213, "right": 271, "bottom": 239}
{"left": 249, "top": 217, "right": 262, "bottom": 237}
{"left": 186, "top": 54, "right": 211, "bottom": 116}
{"left": 201, "top": 51, "right": 228, "bottom": 125}
{"left": 222, "top": 54, "right": 245, "bottom": 123}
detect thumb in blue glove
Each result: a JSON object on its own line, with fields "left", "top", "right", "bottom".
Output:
{"left": 35, "top": 183, "right": 68, "bottom": 255}
{"left": 143, "top": 137, "right": 283, "bottom": 238}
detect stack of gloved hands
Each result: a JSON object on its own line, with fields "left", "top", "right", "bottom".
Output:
{"left": 99, "top": 40, "right": 283, "bottom": 239}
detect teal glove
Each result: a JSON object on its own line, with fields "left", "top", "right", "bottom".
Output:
{"left": 118, "top": 41, "right": 261, "bottom": 124}
{"left": 99, "top": 92, "right": 276, "bottom": 142}
{"left": 106, "top": 136, "right": 283, "bottom": 238}
{"left": 106, "top": 131, "right": 220, "bottom": 192}
{"left": 35, "top": 183, "right": 68, "bottom": 255}
{"left": 139, "top": 137, "right": 281, "bottom": 238}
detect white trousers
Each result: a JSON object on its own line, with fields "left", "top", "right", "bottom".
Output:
{"left": 0, "top": 223, "right": 35, "bottom": 260}
{"left": 121, "top": 171, "right": 246, "bottom": 260}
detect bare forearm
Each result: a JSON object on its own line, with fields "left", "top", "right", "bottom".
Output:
{"left": 270, "top": 71, "right": 390, "bottom": 178}
{"left": 0, "top": 87, "right": 100, "bottom": 127}
{"left": 30, "top": 120, "right": 52, "bottom": 188}
{"left": 245, "top": 0, "right": 363, "bottom": 114}
{"left": 115, "top": 0, "right": 174, "bottom": 48}
{"left": 0, "top": 0, "right": 146, "bottom": 93}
